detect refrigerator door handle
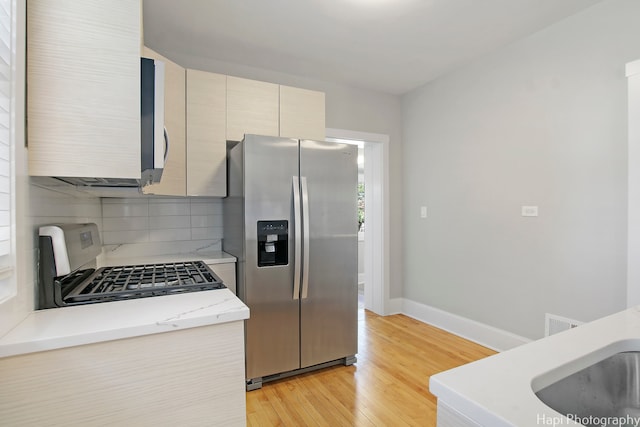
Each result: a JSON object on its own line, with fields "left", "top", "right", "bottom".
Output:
{"left": 292, "top": 176, "right": 302, "bottom": 300}
{"left": 301, "top": 176, "right": 310, "bottom": 299}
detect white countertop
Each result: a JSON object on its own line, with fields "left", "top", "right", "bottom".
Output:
{"left": 429, "top": 306, "right": 640, "bottom": 426}
{"left": 0, "top": 241, "right": 247, "bottom": 359}
{"left": 0, "top": 289, "right": 249, "bottom": 358}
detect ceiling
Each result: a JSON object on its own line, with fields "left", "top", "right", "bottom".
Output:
{"left": 143, "top": 0, "right": 602, "bottom": 95}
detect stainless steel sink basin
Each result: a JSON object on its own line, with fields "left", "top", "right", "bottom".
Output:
{"left": 535, "top": 351, "right": 640, "bottom": 426}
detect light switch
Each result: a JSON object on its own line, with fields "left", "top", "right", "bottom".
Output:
{"left": 521, "top": 206, "right": 539, "bottom": 217}
{"left": 420, "top": 206, "right": 427, "bottom": 218}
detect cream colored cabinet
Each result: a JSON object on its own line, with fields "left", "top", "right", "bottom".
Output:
{"left": 0, "top": 323, "right": 246, "bottom": 425}
{"left": 226, "top": 76, "right": 279, "bottom": 142}
{"left": 27, "top": 0, "right": 141, "bottom": 179}
{"left": 186, "top": 70, "right": 227, "bottom": 197}
{"left": 226, "top": 77, "right": 325, "bottom": 142}
{"left": 280, "top": 85, "right": 326, "bottom": 141}
{"left": 208, "top": 262, "right": 237, "bottom": 294}
{"left": 142, "top": 47, "right": 187, "bottom": 196}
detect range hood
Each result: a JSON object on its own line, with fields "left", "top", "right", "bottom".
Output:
{"left": 31, "top": 176, "right": 150, "bottom": 198}
{"left": 52, "top": 177, "right": 143, "bottom": 188}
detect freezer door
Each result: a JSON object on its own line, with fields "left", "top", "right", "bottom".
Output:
{"left": 243, "top": 135, "right": 301, "bottom": 380}
{"left": 300, "top": 139, "right": 358, "bottom": 368}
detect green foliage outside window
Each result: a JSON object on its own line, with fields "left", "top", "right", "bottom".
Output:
{"left": 358, "top": 182, "right": 365, "bottom": 231}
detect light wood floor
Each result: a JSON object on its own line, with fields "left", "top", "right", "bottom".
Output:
{"left": 246, "top": 309, "right": 496, "bottom": 426}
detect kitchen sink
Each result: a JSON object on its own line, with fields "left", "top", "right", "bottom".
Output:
{"left": 535, "top": 351, "right": 640, "bottom": 426}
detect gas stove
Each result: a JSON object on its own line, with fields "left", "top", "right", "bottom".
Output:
{"left": 38, "top": 223, "right": 225, "bottom": 309}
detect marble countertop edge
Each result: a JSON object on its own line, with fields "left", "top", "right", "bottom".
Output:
{"left": 0, "top": 289, "right": 249, "bottom": 359}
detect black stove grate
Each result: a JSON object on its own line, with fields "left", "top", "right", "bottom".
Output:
{"left": 63, "top": 260, "right": 225, "bottom": 304}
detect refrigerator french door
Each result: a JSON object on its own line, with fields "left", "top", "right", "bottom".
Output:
{"left": 224, "top": 134, "right": 358, "bottom": 390}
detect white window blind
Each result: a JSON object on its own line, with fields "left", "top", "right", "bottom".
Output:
{"left": 0, "top": 0, "right": 13, "bottom": 281}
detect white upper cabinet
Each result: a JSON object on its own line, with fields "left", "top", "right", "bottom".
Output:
{"left": 26, "top": 0, "right": 325, "bottom": 191}
{"left": 226, "top": 77, "right": 326, "bottom": 143}
{"left": 27, "top": 0, "right": 141, "bottom": 179}
{"left": 279, "top": 86, "right": 326, "bottom": 141}
{"left": 186, "top": 69, "right": 227, "bottom": 197}
{"left": 141, "top": 47, "right": 186, "bottom": 196}
{"left": 226, "top": 76, "right": 279, "bottom": 142}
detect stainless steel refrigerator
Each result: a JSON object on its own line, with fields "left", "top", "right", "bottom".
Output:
{"left": 223, "top": 134, "right": 358, "bottom": 390}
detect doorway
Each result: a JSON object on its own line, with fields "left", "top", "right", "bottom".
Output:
{"left": 326, "top": 129, "right": 389, "bottom": 315}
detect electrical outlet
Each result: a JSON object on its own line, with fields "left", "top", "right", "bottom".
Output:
{"left": 420, "top": 206, "right": 427, "bottom": 218}
{"left": 521, "top": 206, "right": 539, "bottom": 217}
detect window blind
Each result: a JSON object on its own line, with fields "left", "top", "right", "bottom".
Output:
{"left": 0, "top": 0, "right": 13, "bottom": 280}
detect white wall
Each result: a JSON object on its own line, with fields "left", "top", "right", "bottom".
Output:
{"left": 628, "top": 61, "right": 640, "bottom": 307}
{"left": 149, "top": 49, "right": 405, "bottom": 299}
{"left": 402, "top": 0, "right": 640, "bottom": 339}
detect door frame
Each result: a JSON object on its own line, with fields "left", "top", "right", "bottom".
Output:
{"left": 326, "top": 128, "right": 389, "bottom": 315}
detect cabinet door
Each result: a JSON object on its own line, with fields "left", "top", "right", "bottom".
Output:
{"left": 27, "top": 0, "right": 141, "bottom": 179}
{"left": 208, "top": 263, "right": 237, "bottom": 295}
{"left": 186, "top": 70, "right": 227, "bottom": 197}
{"left": 280, "top": 86, "right": 326, "bottom": 141}
{"left": 226, "top": 76, "right": 279, "bottom": 142}
{"left": 141, "top": 47, "right": 186, "bottom": 196}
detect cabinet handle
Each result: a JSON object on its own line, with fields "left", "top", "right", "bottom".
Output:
{"left": 163, "top": 126, "right": 169, "bottom": 162}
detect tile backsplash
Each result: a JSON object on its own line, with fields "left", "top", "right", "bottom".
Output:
{"left": 24, "top": 184, "right": 225, "bottom": 316}
{"left": 30, "top": 184, "right": 102, "bottom": 228}
{"left": 29, "top": 184, "right": 225, "bottom": 252}
{"left": 101, "top": 197, "right": 223, "bottom": 247}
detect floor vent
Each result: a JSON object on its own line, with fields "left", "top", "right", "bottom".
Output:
{"left": 545, "top": 313, "right": 583, "bottom": 337}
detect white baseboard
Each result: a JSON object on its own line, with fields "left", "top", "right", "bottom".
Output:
{"left": 400, "top": 298, "right": 531, "bottom": 352}
{"left": 387, "top": 297, "right": 403, "bottom": 315}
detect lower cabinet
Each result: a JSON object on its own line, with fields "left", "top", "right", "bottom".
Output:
{"left": 209, "top": 262, "right": 237, "bottom": 294}
{"left": 0, "top": 322, "right": 246, "bottom": 426}
{"left": 436, "top": 401, "right": 483, "bottom": 427}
